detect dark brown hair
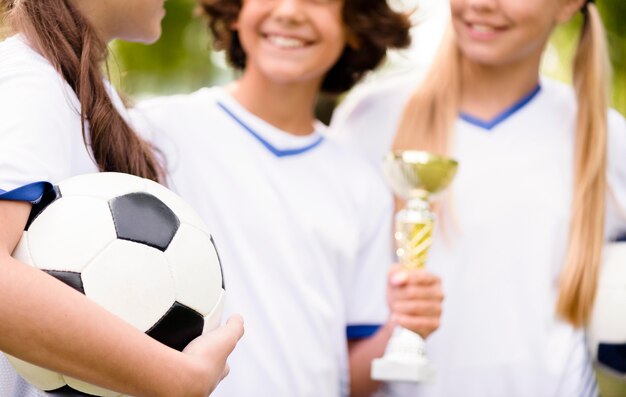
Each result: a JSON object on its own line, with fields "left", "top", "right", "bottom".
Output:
{"left": 8, "top": 0, "right": 164, "bottom": 182}
{"left": 200, "top": 0, "right": 411, "bottom": 94}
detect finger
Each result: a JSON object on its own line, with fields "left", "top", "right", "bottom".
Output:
{"left": 388, "top": 284, "right": 444, "bottom": 301}
{"left": 197, "top": 314, "right": 244, "bottom": 362}
{"left": 220, "top": 363, "right": 231, "bottom": 381}
{"left": 403, "top": 269, "right": 440, "bottom": 286}
{"left": 391, "top": 300, "right": 442, "bottom": 317}
{"left": 394, "top": 315, "right": 440, "bottom": 338}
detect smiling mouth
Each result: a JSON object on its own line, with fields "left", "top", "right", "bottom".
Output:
{"left": 469, "top": 23, "right": 497, "bottom": 33}
{"left": 263, "top": 33, "right": 311, "bottom": 49}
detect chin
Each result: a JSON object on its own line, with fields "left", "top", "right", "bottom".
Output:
{"left": 121, "top": 25, "right": 162, "bottom": 45}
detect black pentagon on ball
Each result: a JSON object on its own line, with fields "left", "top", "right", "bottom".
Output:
{"left": 47, "top": 385, "right": 99, "bottom": 396}
{"left": 108, "top": 192, "right": 180, "bottom": 251}
{"left": 147, "top": 302, "right": 205, "bottom": 352}
{"left": 44, "top": 270, "right": 85, "bottom": 294}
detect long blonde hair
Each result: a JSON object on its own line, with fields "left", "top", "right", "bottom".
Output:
{"left": 393, "top": 2, "right": 610, "bottom": 327}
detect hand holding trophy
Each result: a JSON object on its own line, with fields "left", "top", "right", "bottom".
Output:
{"left": 372, "top": 150, "right": 458, "bottom": 383}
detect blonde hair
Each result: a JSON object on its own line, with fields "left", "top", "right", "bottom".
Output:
{"left": 393, "top": 2, "right": 610, "bottom": 327}
{"left": 556, "top": 2, "right": 609, "bottom": 327}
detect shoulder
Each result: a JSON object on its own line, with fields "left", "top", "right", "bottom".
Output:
{"left": 329, "top": 74, "right": 421, "bottom": 165}
{"left": 0, "top": 36, "right": 81, "bottom": 141}
{"left": 331, "top": 73, "right": 420, "bottom": 130}
{"left": 135, "top": 87, "right": 221, "bottom": 120}
{"left": 0, "top": 36, "right": 79, "bottom": 111}
{"left": 131, "top": 87, "right": 224, "bottom": 139}
{"left": 536, "top": 77, "right": 577, "bottom": 113}
{"left": 607, "top": 108, "right": 626, "bottom": 168}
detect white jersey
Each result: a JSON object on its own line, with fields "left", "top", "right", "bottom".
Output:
{"left": 0, "top": 35, "right": 125, "bottom": 397}
{"left": 133, "top": 86, "right": 394, "bottom": 397}
{"left": 330, "top": 77, "right": 626, "bottom": 397}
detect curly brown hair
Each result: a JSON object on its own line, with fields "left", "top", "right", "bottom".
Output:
{"left": 199, "top": 0, "right": 411, "bottom": 94}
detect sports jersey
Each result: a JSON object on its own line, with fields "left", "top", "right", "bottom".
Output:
{"left": 330, "top": 76, "right": 626, "bottom": 397}
{"left": 0, "top": 35, "right": 126, "bottom": 397}
{"left": 133, "top": 86, "right": 394, "bottom": 397}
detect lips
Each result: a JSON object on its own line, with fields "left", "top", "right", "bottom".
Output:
{"left": 464, "top": 21, "right": 507, "bottom": 39}
{"left": 263, "top": 33, "right": 313, "bottom": 49}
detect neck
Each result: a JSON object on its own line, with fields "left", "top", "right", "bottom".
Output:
{"left": 231, "top": 69, "right": 322, "bottom": 136}
{"left": 460, "top": 54, "right": 541, "bottom": 120}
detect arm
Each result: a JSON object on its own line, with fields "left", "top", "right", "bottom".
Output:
{"left": 0, "top": 200, "right": 243, "bottom": 397}
{"left": 348, "top": 265, "right": 443, "bottom": 397}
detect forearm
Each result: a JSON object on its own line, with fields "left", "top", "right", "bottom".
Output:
{"left": 0, "top": 254, "right": 201, "bottom": 397}
{"left": 348, "top": 322, "right": 394, "bottom": 397}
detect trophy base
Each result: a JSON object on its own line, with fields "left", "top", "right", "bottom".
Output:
{"left": 371, "top": 326, "right": 435, "bottom": 383}
{"left": 371, "top": 357, "right": 435, "bottom": 383}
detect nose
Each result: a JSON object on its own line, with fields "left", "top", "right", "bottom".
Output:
{"left": 273, "top": 0, "right": 307, "bottom": 24}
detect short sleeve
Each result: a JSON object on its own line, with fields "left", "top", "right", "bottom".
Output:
{"left": 329, "top": 75, "right": 417, "bottom": 167}
{"left": 0, "top": 69, "right": 80, "bottom": 191}
{"left": 606, "top": 109, "right": 626, "bottom": 241}
{"left": 345, "top": 164, "right": 395, "bottom": 339}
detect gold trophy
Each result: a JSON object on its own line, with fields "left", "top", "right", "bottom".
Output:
{"left": 372, "top": 150, "right": 458, "bottom": 383}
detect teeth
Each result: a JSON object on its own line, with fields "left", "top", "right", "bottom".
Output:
{"left": 266, "top": 35, "right": 306, "bottom": 49}
{"left": 471, "top": 24, "right": 496, "bottom": 33}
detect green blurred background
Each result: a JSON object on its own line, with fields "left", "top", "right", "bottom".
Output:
{"left": 109, "top": 0, "right": 626, "bottom": 117}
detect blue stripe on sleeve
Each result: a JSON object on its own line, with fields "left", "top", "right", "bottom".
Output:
{"left": 0, "top": 182, "right": 53, "bottom": 203}
{"left": 346, "top": 325, "right": 382, "bottom": 340}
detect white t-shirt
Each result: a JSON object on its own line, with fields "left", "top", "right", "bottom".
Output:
{"left": 0, "top": 35, "right": 126, "bottom": 397}
{"left": 133, "top": 86, "right": 394, "bottom": 397}
{"left": 330, "top": 76, "right": 626, "bottom": 397}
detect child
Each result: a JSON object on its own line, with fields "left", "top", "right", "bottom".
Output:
{"left": 0, "top": 0, "right": 243, "bottom": 396}
{"left": 132, "top": 0, "right": 444, "bottom": 395}
{"left": 330, "top": 0, "right": 626, "bottom": 396}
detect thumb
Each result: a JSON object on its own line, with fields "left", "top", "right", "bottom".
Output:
{"left": 212, "top": 315, "right": 245, "bottom": 360}
{"left": 185, "top": 314, "right": 244, "bottom": 361}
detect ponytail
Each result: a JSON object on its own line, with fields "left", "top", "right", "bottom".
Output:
{"left": 9, "top": 0, "right": 164, "bottom": 183}
{"left": 556, "top": 2, "right": 610, "bottom": 327}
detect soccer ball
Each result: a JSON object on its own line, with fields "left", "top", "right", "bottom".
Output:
{"left": 7, "top": 172, "right": 225, "bottom": 396}
{"left": 586, "top": 240, "right": 626, "bottom": 379}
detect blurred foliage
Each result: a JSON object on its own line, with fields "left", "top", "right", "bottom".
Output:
{"left": 108, "top": 0, "right": 233, "bottom": 99}
{"left": 109, "top": 0, "right": 625, "bottom": 115}
{"left": 546, "top": 1, "right": 626, "bottom": 116}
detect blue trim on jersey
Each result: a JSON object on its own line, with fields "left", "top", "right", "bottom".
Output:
{"left": 0, "top": 182, "right": 53, "bottom": 203}
{"left": 460, "top": 84, "right": 542, "bottom": 131}
{"left": 217, "top": 102, "right": 324, "bottom": 158}
{"left": 616, "top": 233, "right": 626, "bottom": 242}
{"left": 346, "top": 325, "right": 381, "bottom": 340}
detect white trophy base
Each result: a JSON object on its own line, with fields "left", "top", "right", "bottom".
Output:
{"left": 371, "top": 326, "right": 435, "bottom": 383}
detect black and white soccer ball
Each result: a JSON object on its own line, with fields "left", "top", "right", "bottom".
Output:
{"left": 586, "top": 239, "right": 626, "bottom": 380}
{"left": 7, "top": 172, "right": 225, "bottom": 396}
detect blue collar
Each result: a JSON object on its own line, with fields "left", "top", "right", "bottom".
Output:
{"left": 460, "top": 84, "right": 542, "bottom": 131}
{"left": 217, "top": 101, "right": 324, "bottom": 158}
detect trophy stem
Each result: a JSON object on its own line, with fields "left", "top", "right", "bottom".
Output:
{"left": 372, "top": 198, "right": 437, "bottom": 383}
{"left": 395, "top": 198, "right": 435, "bottom": 270}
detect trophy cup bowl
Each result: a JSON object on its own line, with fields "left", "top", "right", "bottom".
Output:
{"left": 383, "top": 151, "right": 458, "bottom": 201}
{"left": 371, "top": 150, "right": 458, "bottom": 383}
